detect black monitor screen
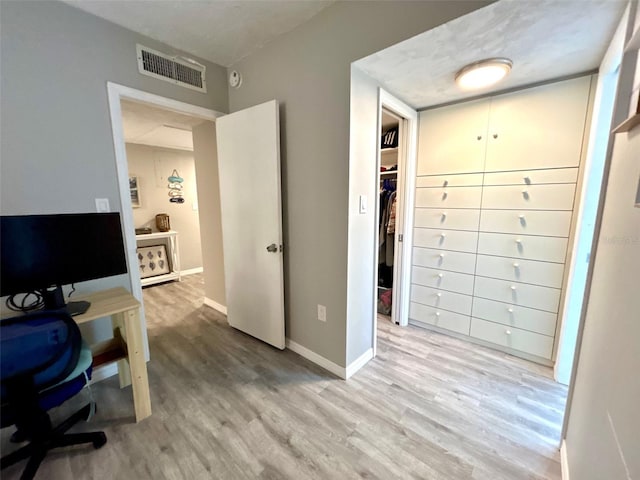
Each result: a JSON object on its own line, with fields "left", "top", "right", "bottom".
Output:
{"left": 1, "top": 213, "right": 128, "bottom": 297}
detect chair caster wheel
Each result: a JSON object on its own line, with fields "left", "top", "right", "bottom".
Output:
{"left": 93, "top": 433, "right": 107, "bottom": 449}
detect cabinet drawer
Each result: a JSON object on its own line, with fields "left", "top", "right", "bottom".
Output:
{"left": 477, "top": 232, "right": 568, "bottom": 263}
{"left": 476, "top": 255, "right": 565, "bottom": 288}
{"left": 415, "top": 186, "right": 482, "bottom": 209}
{"left": 473, "top": 277, "right": 561, "bottom": 313}
{"left": 414, "top": 228, "right": 478, "bottom": 253}
{"left": 412, "top": 247, "right": 477, "bottom": 275}
{"left": 411, "top": 266, "right": 475, "bottom": 295}
{"left": 483, "top": 168, "right": 578, "bottom": 186}
{"left": 472, "top": 297, "right": 558, "bottom": 336}
{"left": 481, "top": 184, "right": 576, "bottom": 211}
{"left": 416, "top": 173, "right": 484, "bottom": 188}
{"left": 414, "top": 208, "right": 480, "bottom": 231}
{"left": 410, "top": 302, "right": 471, "bottom": 335}
{"left": 411, "top": 284, "right": 473, "bottom": 316}
{"left": 479, "top": 210, "right": 572, "bottom": 237}
{"left": 470, "top": 318, "right": 553, "bottom": 359}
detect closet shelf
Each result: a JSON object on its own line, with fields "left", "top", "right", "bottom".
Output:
{"left": 381, "top": 147, "right": 398, "bottom": 155}
{"left": 612, "top": 113, "right": 640, "bottom": 133}
{"left": 380, "top": 170, "right": 398, "bottom": 177}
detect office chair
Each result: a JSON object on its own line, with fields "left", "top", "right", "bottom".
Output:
{"left": 1, "top": 310, "right": 107, "bottom": 480}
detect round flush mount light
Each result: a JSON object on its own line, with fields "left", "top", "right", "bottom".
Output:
{"left": 455, "top": 58, "right": 513, "bottom": 91}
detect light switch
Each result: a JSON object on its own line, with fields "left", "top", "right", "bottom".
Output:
{"left": 359, "top": 195, "right": 367, "bottom": 214}
{"left": 95, "top": 198, "right": 110, "bottom": 213}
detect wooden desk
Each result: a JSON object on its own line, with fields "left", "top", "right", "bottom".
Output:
{"left": 73, "top": 287, "right": 151, "bottom": 423}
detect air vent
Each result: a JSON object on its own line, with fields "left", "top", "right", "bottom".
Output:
{"left": 136, "top": 45, "right": 207, "bottom": 93}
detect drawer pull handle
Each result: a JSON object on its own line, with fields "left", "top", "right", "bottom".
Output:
{"left": 510, "top": 285, "right": 517, "bottom": 291}
{"left": 443, "top": 180, "right": 449, "bottom": 187}
{"left": 518, "top": 214, "right": 525, "bottom": 219}
{"left": 441, "top": 212, "right": 447, "bottom": 218}
{"left": 522, "top": 190, "right": 530, "bottom": 200}
{"left": 439, "top": 253, "right": 445, "bottom": 258}
{"left": 505, "top": 330, "right": 512, "bottom": 335}
{"left": 436, "top": 293, "right": 442, "bottom": 297}
{"left": 442, "top": 191, "right": 448, "bottom": 199}
{"left": 515, "top": 239, "right": 522, "bottom": 244}
{"left": 524, "top": 176, "right": 532, "bottom": 185}
{"left": 507, "top": 308, "right": 514, "bottom": 313}
{"left": 440, "top": 233, "right": 446, "bottom": 238}
{"left": 437, "top": 273, "right": 444, "bottom": 278}
{"left": 513, "top": 262, "right": 520, "bottom": 268}
{"left": 435, "top": 312, "right": 441, "bottom": 317}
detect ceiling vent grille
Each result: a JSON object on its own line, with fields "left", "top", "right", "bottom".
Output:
{"left": 136, "top": 45, "right": 207, "bottom": 93}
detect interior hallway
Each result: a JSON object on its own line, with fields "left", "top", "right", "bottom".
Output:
{"left": 1, "top": 274, "right": 567, "bottom": 479}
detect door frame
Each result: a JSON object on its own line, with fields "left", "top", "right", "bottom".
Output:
{"left": 373, "top": 89, "right": 417, "bottom": 353}
{"left": 106, "top": 82, "right": 224, "bottom": 360}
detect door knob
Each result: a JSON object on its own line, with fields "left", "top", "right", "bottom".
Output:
{"left": 266, "top": 243, "right": 278, "bottom": 253}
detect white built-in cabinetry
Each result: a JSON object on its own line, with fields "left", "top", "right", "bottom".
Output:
{"left": 135, "top": 230, "right": 181, "bottom": 287}
{"left": 410, "top": 76, "right": 592, "bottom": 364}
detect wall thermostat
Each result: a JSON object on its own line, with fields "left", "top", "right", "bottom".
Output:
{"left": 229, "top": 70, "right": 242, "bottom": 88}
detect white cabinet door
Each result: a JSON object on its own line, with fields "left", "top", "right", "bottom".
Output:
{"left": 414, "top": 208, "right": 480, "bottom": 231}
{"left": 410, "top": 303, "right": 471, "bottom": 335}
{"left": 484, "top": 76, "right": 591, "bottom": 172}
{"left": 470, "top": 318, "right": 554, "bottom": 359}
{"left": 412, "top": 247, "right": 477, "bottom": 275}
{"left": 216, "top": 100, "right": 285, "bottom": 350}
{"left": 417, "top": 99, "right": 490, "bottom": 175}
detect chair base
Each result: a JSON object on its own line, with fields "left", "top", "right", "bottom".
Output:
{"left": 1, "top": 403, "right": 106, "bottom": 480}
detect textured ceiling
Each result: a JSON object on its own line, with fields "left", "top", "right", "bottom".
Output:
{"left": 61, "top": 0, "right": 335, "bottom": 66}
{"left": 355, "top": 0, "right": 627, "bottom": 109}
{"left": 121, "top": 100, "right": 207, "bottom": 151}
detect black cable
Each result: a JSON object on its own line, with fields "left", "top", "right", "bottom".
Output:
{"left": 5, "top": 291, "right": 45, "bottom": 312}
{"left": 68, "top": 283, "right": 76, "bottom": 298}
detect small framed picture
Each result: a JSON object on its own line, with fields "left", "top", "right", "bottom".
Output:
{"left": 129, "top": 176, "right": 141, "bottom": 208}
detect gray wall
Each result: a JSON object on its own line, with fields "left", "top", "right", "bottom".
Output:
{"left": 227, "top": 1, "right": 490, "bottom": 367}
{"left": 0, "top": 0, "right": 227, "bottom": 343}
{"left": 192, "top": 122, "right": 226, "bottom": 307}
{"left": 565, "top": 3, "right": 640, "bottom": 477}
{"left": 126, "top": 144, "right": 203, "bottom": 271}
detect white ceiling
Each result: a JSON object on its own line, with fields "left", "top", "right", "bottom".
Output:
{"left": 355, "top": 0, "right": 627, "bottom": 109}
{"left": 121, "top": 100, "right": 206, "bottom": 151}
{"left": 61, "top": 0, "right": 335, "bottom": 67}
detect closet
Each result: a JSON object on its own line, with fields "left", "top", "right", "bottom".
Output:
{"left": 377, "top": 110, "right": 400, "bottom": 319}
{"left": 410, "top": 75, "right": 593, "bottom": 364}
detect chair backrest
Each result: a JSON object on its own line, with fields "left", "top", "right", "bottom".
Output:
{"left": 1, "top": 310, "right": 81, "bottom": 399}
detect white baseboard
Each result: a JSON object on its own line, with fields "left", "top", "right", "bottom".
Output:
{"left": 203, "top": 297, "right": 227, "bottom": 315}
{"left": 181, "top": 267, "right": 204, "bottom": 276}
{"left": 286, "top": 338, "right": 346, "bottom": 379}
{"left": 345, "top": 348, "right": 374, "bottom": 379}
{"left": 561, "top": 440, "right": 570, "bottom": 480}
{"left": 90, "top": 363, "right": 118, "bottom": 383}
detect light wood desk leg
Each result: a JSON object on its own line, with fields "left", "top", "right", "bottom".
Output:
{"left": 112, "top": 312, "right": 132, "bottom": 388}
{"left": 124, "top": 308, "right": 152, "bottom": 422}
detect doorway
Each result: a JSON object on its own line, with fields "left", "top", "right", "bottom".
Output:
{"left": 372, "top": 90, "right": 418, "bottom": 356}
{"left": 107, "top": 83, "right": 224, "bottom": 361}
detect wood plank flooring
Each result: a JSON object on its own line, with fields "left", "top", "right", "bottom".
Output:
{"left": 1, "top": 274, "right": 567, "bottom": 479}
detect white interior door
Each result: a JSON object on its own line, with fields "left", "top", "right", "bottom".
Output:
{"left": 216, "top": 100, "right": 285, "bottom": 349}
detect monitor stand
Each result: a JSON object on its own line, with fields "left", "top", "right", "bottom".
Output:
{"left": 66, "top": 301, "right": 91, "bottom": 316}
{"left": 41, "top": 285, "right": 91, "bottom": 316}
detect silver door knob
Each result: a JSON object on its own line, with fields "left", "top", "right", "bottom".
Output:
{"left": 266, "top": 243, "right": 278, "bottom": 253}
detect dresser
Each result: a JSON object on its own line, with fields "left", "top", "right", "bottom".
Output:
{"left": 410, "top": 76, "right": 592, "bottom": 364}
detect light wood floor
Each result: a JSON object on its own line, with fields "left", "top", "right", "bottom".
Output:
{"left": 2, "top": 274, "right": 567, "bottom": 479}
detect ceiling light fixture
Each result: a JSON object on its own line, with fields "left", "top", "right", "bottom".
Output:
{"left": 455, "top": 58, "right": 513, "bottom": 90}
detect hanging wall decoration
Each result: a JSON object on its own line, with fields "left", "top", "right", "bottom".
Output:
{"left": 168, "top": 169, "right": 185, "bottom": 204}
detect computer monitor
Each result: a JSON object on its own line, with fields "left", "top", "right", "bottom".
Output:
{"left": 1, "top": 213, "right": 128, "bottom": 314}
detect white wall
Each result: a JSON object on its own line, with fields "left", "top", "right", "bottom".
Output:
{"left": 564, "top": 3, "right": 640, "bottom": 478}
{"left": 227, "top": 0, "right": 490, "bottom": 368}
{"left": 0, "top": 0, "right": 227, "bottom": 344}
{"left": 192, "top": 122, "right": 226, "bottom": 308}
{"left": 126, "top": 143, "right": 203, "bottom": 271}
